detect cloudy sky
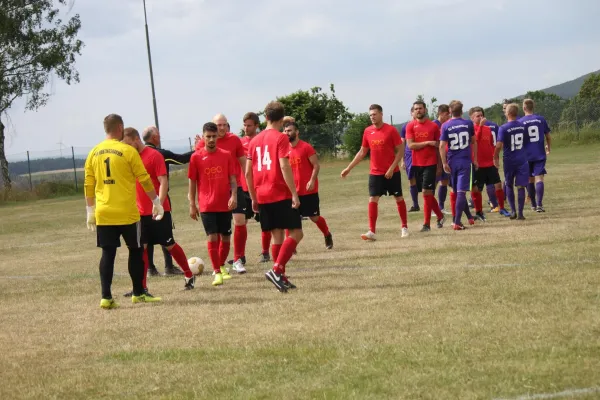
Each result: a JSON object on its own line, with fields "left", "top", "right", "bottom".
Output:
{"left": 5, "top": 0, "right": 600, "bottom": 157}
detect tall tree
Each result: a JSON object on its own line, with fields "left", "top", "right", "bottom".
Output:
{"left": 0, "top": 0, "right": 83, "bottom": 190}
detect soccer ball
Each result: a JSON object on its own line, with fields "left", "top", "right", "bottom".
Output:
{"left": 188, "top": 257, "right": 205, "bottom": 275}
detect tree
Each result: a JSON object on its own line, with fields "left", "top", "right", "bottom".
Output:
{"left": 577, "top": 73, "right": 600, "bottom": 100}
{"left": 0, "top": 0, "right": 83, "bottom": 190}
{"left": 559, "top": 74, "right": 600, "bottom": 130}
{"left": 342, "top": 112, "right": 371, "bottom": 157}
{"left": 415, "top": 94, "right": 438, "bottom": 120}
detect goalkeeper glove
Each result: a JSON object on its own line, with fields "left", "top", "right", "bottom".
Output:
{"left": 152, "top": 197, "right": 164, "bottom": 221}
{"left": 86, "top": 206, "right": 96, "bottom": 231}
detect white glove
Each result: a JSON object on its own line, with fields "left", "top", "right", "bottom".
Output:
{"left": 86, "top": 206, "right": 96, "bottom": 231}
{"left": 152, "top": 197, "right": 164, "bottom": 221}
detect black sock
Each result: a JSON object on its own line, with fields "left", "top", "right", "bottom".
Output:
{"left": 146, "top": 244, "right": 155, "bottom": 268}
{"left": 162, "top": 245, "right": 174, "bottom": 268}
{"left": 128, "top": 246, "right": 145, "bottom": 296}
{"left": 99, "top": 247, "right": 117, "bottom": 299}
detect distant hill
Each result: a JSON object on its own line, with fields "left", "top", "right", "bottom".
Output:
{"left": 516, "top": 69, "right": 600, "bottom": 100}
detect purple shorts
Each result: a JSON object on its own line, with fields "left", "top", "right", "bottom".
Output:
{"left": 405, "top": 155, "right": 415, "bottom": 180}
{"left": 505, "top": 162, "right": 529, "bottom": 187}
{"left": 449, "top": 161, "right": 472, "bottom": 192}
{"left": 528, "top": 160, "right": 547, "bottom": 177}
{"left": 436, "top": 170, "right": 450, "bottom": 182}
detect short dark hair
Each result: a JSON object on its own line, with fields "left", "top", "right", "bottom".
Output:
{"left": 284, "top": 121, "right": 299, "bottom": 130}
{"left": 469, "top": 106, "right": 484, "bottom": 116}
{"left": 412, "top": 100, "right": 427, "bottom": 109}
{"left": 104, "top": 114, "right": 123, "bottom": 133}
{"left": 243, "top": 112, "right": 260, "bottom": 125}
{"left": 369, "top": 104, "right": 383, "bottom": 112}
{"left": 264, "top": 101, "right": 285, "bottom": 122}
{"left": 449, "top": 100, "right": 464, "bottom": 117}
{"left": 203, "top": 122, "right": 218, "bottom": 133}
{"left": 438, "top": 104, "right": 450, "bottom": 114}
{"left": 123, "top": 127, "right": 140, "bottom": 139}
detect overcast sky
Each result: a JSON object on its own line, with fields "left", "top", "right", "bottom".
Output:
{"left": 4, "top": 0, "right": 600, "bottom": 157}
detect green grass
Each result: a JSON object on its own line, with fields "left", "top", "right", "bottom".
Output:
{"left": 0, "top": 146, "right": 599, "bottom": 399}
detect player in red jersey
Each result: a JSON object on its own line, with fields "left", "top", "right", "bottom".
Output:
{"left": 189, "top": 122, "right": 238, "bottom": 287}
{"left": 121, "top": 129, "right": 196, "bottom": 294}
{"left": 469, "top": 107, "right": 510, "bottom": 219}
{"left": 196, "top": 114, "right": 248, "bottom": 274}
{"left": 284, "top": 121, "right": 333, "bottom": 249}
{"left": 341, "top": 104, "right": 408, "bottom": 241}
{"left": 246, "top": 101, "right": 303, "bottom": 292}
{"left": 405, "top": 101, "right": 445, "bottom": 232}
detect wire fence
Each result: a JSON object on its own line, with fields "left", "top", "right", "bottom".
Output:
{"left": 3, "top": 98, "right": 600, "bottom": 192}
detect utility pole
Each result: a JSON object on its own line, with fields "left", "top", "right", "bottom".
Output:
{"left": 143, "top": 0, "right": 160, "bottom": 130}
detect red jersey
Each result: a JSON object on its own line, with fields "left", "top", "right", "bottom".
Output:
{"left": 239, "top": 135, "right": 255, "bottom": 192}
{"left": 361, "top": 123, "right": 402, "bottom": 175}
{"left": 405, "top": 119, "right": 440, "bottom": 167}
{"left": 188, "top": 148, "right": 236, "bottom": 213}
{"left": 289, "top": 140, "right": 318, "bottom": 196}
{"left": 196, "top": 133, "right": 245, "bottom": 187}
{"left": 247, "top": 129, "right": 291, "bottom": 204}
{"left": 136, "top": 146, "right": 170, "bottom": 216}
{"left": 474, "top": 125, "right": 495, "bottom": 167}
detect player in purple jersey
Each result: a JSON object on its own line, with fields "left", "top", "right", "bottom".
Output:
{"left": 519, "top": 99, "right": 551, "bottom": 213}
{"left": 495, "top": 103, "right": 530, "bottom": 220}
{"left": 401, "top": 109, "right": 420, "bottom": 212}
{"left": 483, "top": 116, "right": 501, "bottom": 212}
{"left": 432, "top": 104, "right": 452, "bottom": 215}
{"left": 440, "top": 100, "right": 478, "bottom": 230}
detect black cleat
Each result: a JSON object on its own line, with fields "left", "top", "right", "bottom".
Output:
{"left": 184, "top": 276, "right": 195, "bottom": 290}
{"left": 510, "top": 213, "right": 517, "bottom": 220}
{"left": 265, "top": 269, "right": 288, "bottom": 293}
{"left": 408, "top": 206, "right": 420, "bottom": 212}
{"left": 164, "top": 266, "right": 184, "bottom": 276}
{"left": 475, "top": 211, "right": 487, "bottom": 222}
{"left": 436, "top": 217, "right": 445, "bottom": 229}
{"left": 420, "top": 224, "right": 431, "bottom": 232}
{"left": 259, "top": 252, "right": 271, "bottom": 263}
{"left": 517, "top": 215, "right": 526, "bottom": 220}
{"left": 282, "top": 275, "right": 297, "bottom": 289}
{"left": 536, "top": 206, "right": 545, "bottom": 213}
{"left": 325, "top": 233, "right": 333, "bottom": 250}
{"left": 148, "top": 265, "right": 160, "bottom": 277}
{"left": 124, "top": 288, "right": 152, "bottom": 298}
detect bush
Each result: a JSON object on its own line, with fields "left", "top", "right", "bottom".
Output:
{"left": 0, "top": 181, "right": 81, "bottom": 204}
{"left": 342, "top": 112, "right": 371, "bottom": 157}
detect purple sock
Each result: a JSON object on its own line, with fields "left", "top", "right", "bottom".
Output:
{"left": 486, "top": 184, "right": 498, "bottom": 208}
{"left": 438, "top": 185, "right": 447, "bottom": 210}
{"left": 410, "top": 185, "right": 419, "bottom": 209}
{"left": 455, "top": 192, "right": 466, "bottom": 225}
{"left": 503, "top": 182, "right": 507, "bottom": 200}
{"left": 527, "top": 182, "right": 537, "bottom": 207}
{"left": 506, "top": 185, "right": 516, "bottom": 215}
{"left": 535, "top": 181, "right": 544, "bottom": 207}
{"left": 518, "top": 187, "right": 525, "bottom": 217}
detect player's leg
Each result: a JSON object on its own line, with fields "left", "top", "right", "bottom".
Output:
{"left": 527, "top": 165, "right": 537, "bottom": 210}
{"left": 504, "top": 169, "right": 517, "bottom": 219}
{"left": 145, "top": 244, "right": 160, "bottom": 276}
{"left": 533, "top": 161, "right": 546, "bottom": 212}
{"left": 390, "top": 171, "right": 409, "bottom": 237}
{"left": 122, "top": 222, "right": 161, "bottom": 303}
{"left": 472, "top": 169, "right": 486, "bottom": 222}
{"left": 405, "top": 157, "right": 419, "bottom": 212}
{"left": 486, "top": 183, "right": 499, "bottom": 212}
{"left": 260, "top": 230, "right": 272, "bottom": 263}
{"left": 490, "top": 166, "right": 509, "bottom": 217}
{"left": 96, "top": 225, "right": 120, "bottom": 309}
{"left": 162, "top": 245, "right": 182, "bottom": 275}
{"left": 516, "top": 163, "right": 529, "bottom": 220}
{"left": 421, "top": 166, "right": 444, "bottom": 231}
{"left": 231, "top": 187, "right": 248, "bottom": 273}
{"left": 157, "top": 213, "right": 195, "bottom": 289}
{"left": 218, "top": 212, "right": 233, "bottom": 279}
{"left": 305, "top": 193, "right": 333, "bottom": 249}
{"left": 438, "top": 176, "right": 450, "bottom": 214}
{"left": 452, "top": 164, "right": 470, "bottom": 230}
{"left": 363, "top": 174, "right": 382, "bottom": 241}
{"left": 267, "top": 200, "right": 303, "bottom": 291}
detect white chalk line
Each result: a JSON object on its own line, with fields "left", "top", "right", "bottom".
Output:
{"left": 493, "top": 386, "right": 600, "bottom": 400}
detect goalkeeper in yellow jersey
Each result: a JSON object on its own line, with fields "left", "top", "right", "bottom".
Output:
{"left": 84, "top": 114, "right": 164, "bottom": 309}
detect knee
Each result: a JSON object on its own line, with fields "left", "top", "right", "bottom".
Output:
{"left": 369, "top": 197, "right": 380, "bottom": 203}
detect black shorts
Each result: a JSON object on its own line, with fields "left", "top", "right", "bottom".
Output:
{"left": 299, "top": 193, "right": 320, "bottom": 217}
{"left": 412, "top": 165, "right": 437, "bottom": 191}
{"left": 473, "top": 166, "right": 501, "bottom": 191}
{"left": 232, "top": 187, "right": 248, "bottom": 216}
{"left": 258, "top": 199, "right": 302, "bottom": 231}
{"left": 200, "top": 212, "right": 233, "bottom": 236}
{"left": 368, "top": 171, "right": 403, "bottom": 197}
{"left": 140, "top": 212, "right": 174, "bottom": 246}
{"left": 242, "top": 191, "right": 254, "bottom": 220}
{"left": 96, "top": 222, "right": 142, "bottom": 249}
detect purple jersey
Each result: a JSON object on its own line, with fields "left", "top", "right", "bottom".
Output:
{"left": 440, "top": 118, "right": 475, "bottom": 163}
{"left": 433, "top": 119, "right": 441, "bottom": 128}
{"left": 518, "top": 114, "right": 550, "bottom": 162}
{"left": 498, "top": 120, "right": 530, "bottom": 167}
{"left": 484, "top": 120, "right": 500, "bottom": 146}
{"left": 400, "top": 124, "right": 412, "bottom": 157}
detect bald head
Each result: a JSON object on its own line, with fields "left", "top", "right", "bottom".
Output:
{"left": 212, "top": 114, "right": 229, "bottom": 137}
{"left": 142, "top": 126, "right": 160, "bottom": 146}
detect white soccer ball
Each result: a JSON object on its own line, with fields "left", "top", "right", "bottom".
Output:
{"left": 188, "top": 257, "right": 205, "bottom": 276}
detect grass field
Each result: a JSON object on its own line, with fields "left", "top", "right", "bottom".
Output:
{"left": 1, "top": 145, "right": 599, "bottom": 400}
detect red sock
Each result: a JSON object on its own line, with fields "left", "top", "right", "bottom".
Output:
{"left": 285, "top": 229, "right": 290, "bottom": 238}
{"left": 207, "top": 241, "right": 221, "bottom": 273}
{"left": 423, "top": 194, "right": 432, "bottom": 225}
{"left": 273, "top": 237, "right": 298, "bottom": 275}
{"left": 473, "top": 191, "right": 482, "bottom": 212}
{"left": 450, "top": 191, "right": 457, "bottom": 217}
{"left": 314, "top": 216, "right": 330, "bottom": 236}
{"left": 233, "top": 225, "right": 247, "bottom": 261}
{"left": 396, "top": 199, "right": 408, "bottom": 228}
{"left": 429, "top": 193, "right": 443, "bottom": 219}
{"left": 368, "top": 202, "right": 378, "bottom": 233}
{"left": 271, "top": 243, "right": 282, "bottom": 262}
{"left": 496, "top": 189, "right": 505, "bottom": 209}
{"left": 142, "top": 247, "right": 149, "bottom": 289}
{"left": 218, "top": 239, "right": 230, "bottom": 267}
{"left": 261, "top": 231, "right": 272, "bottom": 254}
{"left": 168, "top": 243, "right": 192, "bottom": 278}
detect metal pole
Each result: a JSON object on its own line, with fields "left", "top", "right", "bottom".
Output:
{"left": 188, "top": 137, "right": 192, "bottom": 151}
{"left": 26, "top": 151, "right": 32, "bottom": 191}
{"left": 143, "top": 0, "right": 160, "bottom": 130}
{"left": 390, "top": 115, "right": 393, "bottom": 125}
{"left": 71, "top": 146, "right": 78, "bottom": 191}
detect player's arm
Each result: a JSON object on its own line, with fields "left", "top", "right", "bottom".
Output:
{"left": 228, "top": 173, "right": 238, "bottom": 210}
{"left": 471, "top": 135, "right": 478, "bottom": 169}
{"left": 245, "top": 159, "right": 258, "bottom": 212}
{"left": 281, "top": 158, "right": 300, "bottom": 208}
{"left": 161, "top": 149, "right": 193, "bottom": 165}
{"left": 307, "top": 152, "right": 320, "bottom": 191}
{"left": 385, "top": 144, "right": 403, "bottom": 179}
{"left": 83, "top": 153, "right": 97, "bottom": 230}
{"left": 493, "top": 142, "right": 503, "bottom": 169}
{"left": 187, "top": 158, "right": 199, "bottom": 220}
{"left": 130, "top": 150, "right": 163, "bottom": 219}
{"left": 157, "top": 175, "right": 168, "bottom": 205}
{"left": 544, "top": 120, "right": 552, "bottom": 154}
{"left": 341, "top": 146, "right": 368, "bottom": 178}
{"left": 439, "top": 140, "right": 450, "bottom": 173}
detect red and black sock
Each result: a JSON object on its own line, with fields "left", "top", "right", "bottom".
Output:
{"left": 314, "top": 216, "right": 330, "bottom": 236}
{"left": 168, "top": 243, "right": 193, "bottom": 279}
{"left": 218, "top": 239, "right": 230, "bottom": 267}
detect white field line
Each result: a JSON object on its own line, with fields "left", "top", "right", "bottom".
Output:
{"left": 493, "top": 386, "right": 600, "bottom": 400}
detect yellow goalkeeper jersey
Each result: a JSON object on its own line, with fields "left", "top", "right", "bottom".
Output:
{"left": 84, "top": 139, "right": 154, "bottom": 225}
